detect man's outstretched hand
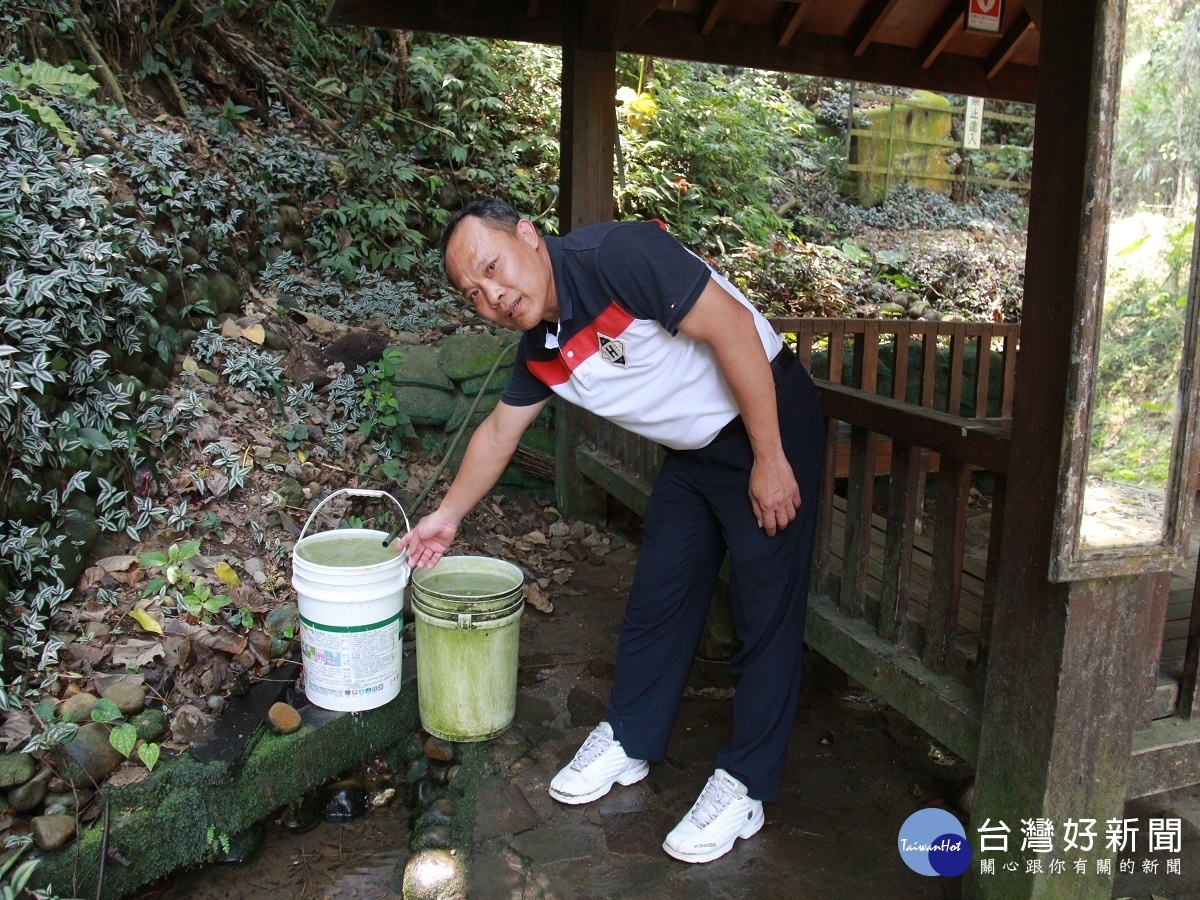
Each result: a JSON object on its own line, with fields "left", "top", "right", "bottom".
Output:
{"left": 395, "top": 512, "right": 459, "bottom": 569}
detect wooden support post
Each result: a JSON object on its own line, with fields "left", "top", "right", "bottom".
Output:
{"left": 559, "top": 3, "right": 616, "bottom": 231}
{"left": 966, "top": 0, "right": 1140, "bottom": 896}
{"left": 556, "top": 401, "right": 608, "bottom": 520}
{"left": 555, "top": 5, "right": 615, "bottom": 517}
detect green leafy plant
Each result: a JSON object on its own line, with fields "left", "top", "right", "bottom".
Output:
{"left": 614, "top": 59, "right": 820, "bottom": 254}
{"left": 358, "top": 347, "right": 417, "bottom": 459}
{"left": 22, "top": 698, "right": 79, "bottom": 754}
{"left": 138, "top": 540, "right": 231, "bottom": 623}
{"left": 216, "top": 99, "right": 252, "bottom": 133}
{"left": 0, "top": 844, "right": 42, "bottom": 900}
{"left": 1090, "top": 214, "right": 1193, "bottom": 487}
{"left": 90, "top": 697, "right": 161, "bottom": 771}
{"left": 204, "top": 825, "right": 232, "bottom": 863}
{"left": 0, "top": 59, "right": 98, "bottom": 148}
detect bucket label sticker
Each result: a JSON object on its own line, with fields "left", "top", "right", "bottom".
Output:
{"left": 300, "top": 612, "right": 401, "bottom": 700}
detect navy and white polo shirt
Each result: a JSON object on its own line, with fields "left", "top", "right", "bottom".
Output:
{"left": 501, "top": 221, "right": 782, "bottom": 451}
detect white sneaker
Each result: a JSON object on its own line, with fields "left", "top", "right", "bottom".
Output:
{"left": 549, "top": 722, "right": 649, "bottom": 805}
{"left": 663, "top": 769, "right": 765, "bottom": 863}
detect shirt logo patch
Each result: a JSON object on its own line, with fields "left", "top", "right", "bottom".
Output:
{"left": 597, "top": 333, "right": 627, "bottom": 368}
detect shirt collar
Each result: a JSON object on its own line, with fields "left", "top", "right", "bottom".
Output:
{"left": 545, "top": 236, "right": 574, "bottom": 325}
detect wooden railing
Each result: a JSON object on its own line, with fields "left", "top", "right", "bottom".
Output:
{"left": 775, "top": 321, "right": 1016, "bottom": 761}
{"left": 772, "top": 319, "right": 1019, "bottom": 481}
{"left": 561, "top": 318, "right": 1019, "bottom": 763}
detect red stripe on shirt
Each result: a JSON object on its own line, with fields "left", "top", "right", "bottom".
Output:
{"left": 561, "top": 303, "right": 634, "bottom": 368}
{"left": 527, "top": 355, "right": 572, "bottom": 387}
{"left": 527, "top": 302, "right": 635, "bottom": 387}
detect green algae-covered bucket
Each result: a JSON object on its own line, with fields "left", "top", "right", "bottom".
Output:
{"left": 411, "top": 556, "right": 524, "bottom": 742}
{"left": 292, "top": 489, "right": 411, "bottom": 712}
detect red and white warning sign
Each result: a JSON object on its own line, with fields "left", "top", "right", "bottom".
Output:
{"left": 966, "top": 0, "right": 1003, "bottom": 34}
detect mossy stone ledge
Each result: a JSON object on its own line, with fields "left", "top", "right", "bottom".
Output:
{"left": 32, "top": 682, "right": 420, "bottom": 899}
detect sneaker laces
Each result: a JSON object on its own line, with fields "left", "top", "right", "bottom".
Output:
{"left": 569, "top": 727, "right": 614, "bottom": 772}
{"left": 689, "top": 777, "right": 736, "bottom": 828}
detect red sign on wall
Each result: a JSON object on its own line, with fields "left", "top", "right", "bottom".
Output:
{"left": 966, "top": 0, "right": 1003, "bottom": 34}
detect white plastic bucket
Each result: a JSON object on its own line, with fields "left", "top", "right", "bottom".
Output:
{"left": 291, "top": 489, "right": 411, "bottom": 712}
{"left": 411, "top": 556, "right": 525, "bottom": 742}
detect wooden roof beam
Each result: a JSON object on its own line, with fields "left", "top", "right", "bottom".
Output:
{"left": 849, "top": 0, "right": 905, "bottom": 57}
{"left": 920, "top": 3, "right": 965, "bottom": 69}
{"left": 1023, "top": 0, "right": 1043, "bottom": 30}
{"left": 778, "top": 3, "right": 808, "bottom": 48}
{"left": 987, "top": 9, "right": 1035, "bottom": 80}
{"left": 628, "top": 12, "right": 1037, "bottom": 103}
{"left": 581, "top": 0, "right": 663, "bottom": 51}
{"left": 701, "top": 0, "right": 727, "bottom": 36}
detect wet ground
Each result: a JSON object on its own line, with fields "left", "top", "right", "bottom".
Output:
{"left": 136, "top": 515, "right": 1200, "bottom": 899}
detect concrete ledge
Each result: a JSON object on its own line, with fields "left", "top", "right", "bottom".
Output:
{"left": 34, "top": 681, "right": 419, "bottom": 899}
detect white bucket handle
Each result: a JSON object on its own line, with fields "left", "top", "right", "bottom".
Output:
{"left": 298, "top": 488, "right": 412, "bottom": 546}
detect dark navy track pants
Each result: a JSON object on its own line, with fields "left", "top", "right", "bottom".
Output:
{"left": 605, "top": 358, "right": 825, "bottom": 802}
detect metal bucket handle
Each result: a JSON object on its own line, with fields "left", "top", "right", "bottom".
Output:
{"left": 298, "top": 488, "right": 412, "bottom": 548}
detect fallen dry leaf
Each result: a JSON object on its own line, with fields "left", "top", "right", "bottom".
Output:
{"left": 75, "top": 566, "right": 109, "bottom": 593}
{"left": 81, "top": 555, "right": 141, "bottom": 587}
{"left": 64, "top": 644, "right": 107, "bottom": 666}
{"left": 0, "top": 710, "right": 34, "bottom": 750}
{"left": 111, "top": 638, "right": 164, "bottom": 668}
{"left": 95, "top": 555, "right": 138, "bottom": 573}
{"left": 164, "top": 619, "right": 247, "bottom": 656}
{"left": 129, "top": 606, "right": 165, "bottom": 636}
{"left": 90, "top": 672, "right": 145, "bottom": 694}
{"left": 214, "top": 561, "right": 241, "bottom": 587}
{"left": 525, "top": 582, "right": 553, "bottom": 614}
{"left": 169, "top": 703, "right": 209, "bottom": 745}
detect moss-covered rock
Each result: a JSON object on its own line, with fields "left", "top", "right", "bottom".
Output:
{"left": 34, "top": 685, "right": 419, "bottom": 899}
{"left": 132, "top": 708, "right": 170, "bottom": 743}
{"left": 436, "top": 332, "right": 508, "bottom": 382}
{"left": 394, "top": 386, "right": 456, "bottom": 426}
{"left": 0, "top": 752, "right": 37, "bottom": 789}
{"left": 209, "top": 272, "right": 242, "bottom": 315}
{"left": 387, "top": 345, "right": 453, "bottom": 392}
{"left": 276, "top": 477, "right": 305, "bottom": 509}
{"left": 444, "top": 392, "right": 501, "bottom": 433}
{"left": 849, "top": 90, "right": 954, "bottom": 206}
{"left": 458, "top": 366, "right": 512, "bottom": 396}
{"left": 276, "top": 205, "right": 303, "bottom": 233}
{"left": 60, "top": 508, "right": 100, "bottom": 554}
{"left": 138, "top": 268, "right": 169, "bottom": 306}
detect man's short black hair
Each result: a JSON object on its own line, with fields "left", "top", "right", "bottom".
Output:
{"left": 438, "top": 198, "right": 522, "bottom": 281}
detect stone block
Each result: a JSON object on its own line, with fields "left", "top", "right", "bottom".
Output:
{"left": 394, "top": 385, "right": 457, "bottom": 426}
{"left": 436, "top": 332, "right": 509, "bottom": 382}
{"left": 387, "top": 344, "right": 453, "bottom": 391}
{"left": 444, "top": 392, "right": 501, "bottom": 432}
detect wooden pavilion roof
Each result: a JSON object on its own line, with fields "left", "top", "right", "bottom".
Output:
{"left": 328, "top": 0, "right": 1043, "bottom": 104}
